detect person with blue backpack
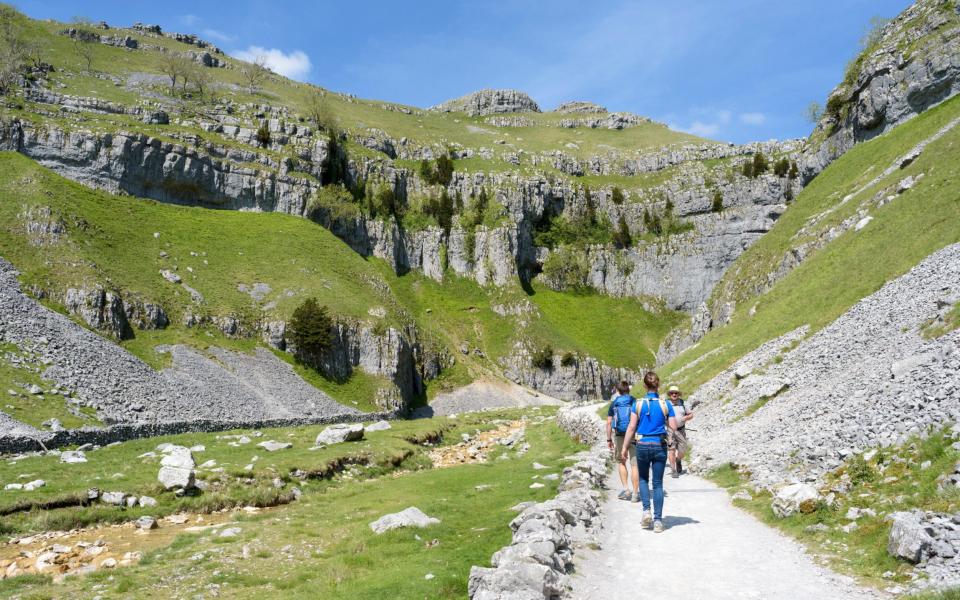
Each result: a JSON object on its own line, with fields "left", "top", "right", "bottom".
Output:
{"left": 620, "top": 371, "right": 677, "bottom": 533}
{"left": 606, "top": 381, "right": 639, "bottom": 502}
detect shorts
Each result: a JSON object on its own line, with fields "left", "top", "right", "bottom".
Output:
{"left": 668, "top": 428, "right": 689, "bottom": 454}
{"left": 614, "top": 435, "right": 636, "bottom": 461}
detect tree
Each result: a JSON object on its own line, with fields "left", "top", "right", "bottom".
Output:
{"left": 435, "top": 154, "right": 454, "bottom": 186}
{"left": 613, "top": 215, "right": 632, "bottom": 249}
{"left": 255, "top": 122, "right": 271, "bottom": 147}
{"left": 288, "top": 298, "right": 334, "bottom": 364}
{"left": 159, "top": 52, "right": 190, "bottom": 94}
{"left": 0, "top": 5, "right": 26, "bottom": 96}
{"left": 711, "top": 190, "right": 724, "bottom": 213}
{"left": 752, "top": 152, "right": 769, "bottom": 176}
{"left": 475, "top": 187, "right": 489, "bottom": 219}
{"left": 610, "top": 187, "right": 625, "bottom": 205}
{"left": 184, "top": 61, "right": 212, "bottom": 98}
{"left": 788, "top": 161, "right": 799, "bottom": 180}
{"left": 804, "top": 101, "right": 823, "bottom": 125}
{"left": 241, "top": 55, "right": 269, "bottom": 93}
{"left": 773, "top": 157, "right": 790, "bottom": 177}
{"left": 305, "top": 90, "right": 338, "bottom": 134}
{"left": 584, "top": 186, "right": 596, "bottom": 224}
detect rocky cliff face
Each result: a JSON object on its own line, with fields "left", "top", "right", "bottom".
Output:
{"left": 802, "top": 0, "right": 960, "bottom": 179}
{"left": 429, "top": 89, "right": 541, "bottom": 116}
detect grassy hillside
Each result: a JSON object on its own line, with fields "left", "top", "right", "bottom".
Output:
{"left": 663, "top": 94, "right": 960, "bottom": 391}
{"left": 0, "top": 152, "right": 682, "bottom": 406}
{"left": 8, "top": 9, "right": 707, "bottom": 182}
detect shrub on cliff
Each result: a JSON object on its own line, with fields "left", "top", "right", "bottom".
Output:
{"left": 610, "top": 187, "right": 625, "bottom": 205}
{"left": 541, "top": 246, "right": 590, "bottom": 292}
{"left": 289, "top": 298, "right": 334, "bottom": 366}
{"left": 531, "top": 344, "right": 554, "bottom": 370}
{"left": 711, "top": 190, "right": 724, "bottom": 213}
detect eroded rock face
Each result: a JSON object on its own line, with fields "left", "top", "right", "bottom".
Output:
{"left": 802, "top": 0, "right": 960, "bottom": 179}
{"left": 430, "top": 89, "right": 541, "bottom": 116}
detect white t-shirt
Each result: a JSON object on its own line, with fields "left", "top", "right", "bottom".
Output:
{"left": 671, "top": 401, "right": 687, "bottom": 426}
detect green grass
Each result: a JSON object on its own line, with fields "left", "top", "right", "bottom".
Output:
{"left": 527, "top": 283, "right": 685, "bottom": 368}
{"left": 708, "top": 427, "right": 960, "bottom": 586}
{"left": 0, "top": 408, "right": 584, "bottom": 599}
{"left": 904, "top": 588, "right": 960, "bottom": 600}
{"left": 664, "top": 94, "right": 960, "bottom": 393}
{"left": 922, "top": 302, "right": 960, "bottom": 340}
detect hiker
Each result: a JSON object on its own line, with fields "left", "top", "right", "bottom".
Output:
{"left": 621, "top": 371, "right": 676, "bottom": 533}
{"left": 666, "top": 385, "right": 693, "bottom": 478}
{"left": 606, "top": 381, "right": 639, "bottom": 502}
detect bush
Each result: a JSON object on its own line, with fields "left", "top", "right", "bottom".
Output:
{"left": 255, "top": 123, "right": 271, "bottom": 147}
{"left": 373, "top": 186, "right": 398, "bottom": 219}
{"left": 711, "top": 190, "right": 724, "bottom": 213}
{"left": 321, "top": 130, "right": 348, "bottom": 187}
{"left": 534, "top": 214, "right": 611, "bottom": 249}
{"left": 788, "top": 161, "right": 799, "bottom": 180}
{"left": 752, "top": 152, "right": 769, "bottom": 176}
{"left": 541, "top": 246, "right": 590, "bottom": 292}
{"left": 560, "top": 351, "right": 576, "bottom": 367}
{"left": 531, "top": 345, "right": 554, "bottom": 370}
{"left": 307, "top": 184, "right": 360, "bottom": 223}
{"left": 288, "top": 298, "right": 334, "bottom": 364}
{"left": 610, "top": 187, "right": 625, "bottom": 205}
{"left": 612, "top": 215, "right": 632, "bottom": 249}
{"left": 420, "top": 154, "right": 455, "bottom": 186}
{"left": 741, "top": 161, "right": 753, "bottom": 178}
{"left": 773, "top": 158, "right": 790, "bottom": 177}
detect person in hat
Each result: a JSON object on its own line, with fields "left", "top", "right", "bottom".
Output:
{"left": 666, "top": 384, "right": 693, "bottom": 477}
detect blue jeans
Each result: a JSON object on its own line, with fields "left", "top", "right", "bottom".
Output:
{"left": 636, "top": 442, "right": 667, "bottom": 519}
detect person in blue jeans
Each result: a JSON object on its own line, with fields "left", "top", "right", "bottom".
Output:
{"left": 620, "top": 371, "right": 676, "bottom": 533}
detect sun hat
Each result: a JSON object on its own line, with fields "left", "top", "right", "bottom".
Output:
{"left": 667, "top": 385, "right": 681, "bottom": 393}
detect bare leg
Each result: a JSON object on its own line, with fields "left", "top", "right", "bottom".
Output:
{"left": 617, "top": 457, "right": 628, "bottom": 489}
{"left": 630, "top": 460, "right": 640, "bottom": 495}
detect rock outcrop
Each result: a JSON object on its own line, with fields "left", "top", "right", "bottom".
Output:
{"left": 802, "top": 0, "right": 960, "bottom": 179}
{"left": 430, "top": 89, "right": 541, "bottom": 116}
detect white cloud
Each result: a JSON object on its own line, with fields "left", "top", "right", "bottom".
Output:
{"left": 739, "top": 112, "right": 767, "bottom": 125}
{"left": 232, "top": 46, "right": 312, "bottom": 80}
{"left": 683, "top": 121, "right": 721, "bottom": 137}
{"left": 202, "top": 28, "right": 237, "bottom": 43}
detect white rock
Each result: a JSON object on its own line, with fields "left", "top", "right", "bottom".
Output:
{"left": 139, "top": 496, "right": 158, "bottom": 507}
{"left": 60, "top": 450, "right": 87, "bottom": 463}
{"left": 257, "top": 440, "right": 292, "bottom": 452}
{"left": 369, "top": 507, "right": 440, "bottom": 534}
{"left": 23, "top": 479, "right": 45, "bottom": 491}
{"left": 365, "top": 420, "right": 392, "bottom": 432}
{"left": 771, "top": 483, "right": 818, "bottom": 518}
{"left": 315, "top": 423, "right": 364, "bottom": 445}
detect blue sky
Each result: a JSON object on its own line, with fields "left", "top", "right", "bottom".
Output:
{"left": 17, "top": 0, "right": 910, "bottom": 143}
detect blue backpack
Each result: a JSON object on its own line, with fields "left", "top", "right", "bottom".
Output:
{"left": 611, "top": 394, "right": 635, "bottom": 435}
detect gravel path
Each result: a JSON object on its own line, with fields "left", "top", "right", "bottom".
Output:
{"left": 569, "top": 470, "right": 884, "bottom": 600}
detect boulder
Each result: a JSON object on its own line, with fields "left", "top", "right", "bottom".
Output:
{"left": 138, "top": 496, "right": 158, "bottom": 507}
{"left": 315, "top": 423, "right": 364, "bottom": 446}
{"left": 101, "top": 491, "right": 126, "bottom": 505}
{"left": 157, "top": 446, "right": 196, "bottom": 490}
{"left": 257, "top": 440, "right": 292, "bottom": 452}
{"left": 60, "top": 450, "right": 87, "bottom": 463}
{"left": 369, "top": 507, "right": 440, "bottom": 534}
{"left": 771, "top": 483, "right": 819, "bottom": 518}
{"left": 365, "top": 420, "right": 392, "bottom": 432}
{"left": 23, "top": 479, "right": 45, "bottom": 491}
{"left": 135, "top": 516, "right": 158, "bottom": 530}
{"left": 468, "top": 561, "right": 566, "bottom": 600}
{"left": 888, "top": 511, "right": 934, "bottom": 563}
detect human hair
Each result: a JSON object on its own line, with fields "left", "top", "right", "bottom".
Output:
{"left": 616, "top": 380, "right": 630, "bottom": 394}
{"left": 643, "top": 371, "right": 660, "bottom": 391}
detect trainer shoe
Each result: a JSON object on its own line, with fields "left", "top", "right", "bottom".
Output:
{"left": 672, "top": 471, "right": 679, "bottom": 479}
{"left": 631, "top": 492, "right": 640, "bottom": 503}
{"left": 641, "top": 510, "right": 653, "bottom": 528}
{"left": 617, "top": 490, "right": 629, "bottom": 500}
{"left": 653, "top": 520, "right": 664, "bottom": 533}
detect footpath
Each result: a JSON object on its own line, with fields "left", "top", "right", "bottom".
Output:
{"left": 568, "top": 468, "right": 884, "bottom": 599}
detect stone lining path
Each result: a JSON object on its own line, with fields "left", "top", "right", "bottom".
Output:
{"left": 569, "top": 469, "right": 885, "bottom": 600}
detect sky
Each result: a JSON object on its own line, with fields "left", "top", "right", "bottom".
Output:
{"left": 16, "top": 0, "right": 911, "bottom": 143}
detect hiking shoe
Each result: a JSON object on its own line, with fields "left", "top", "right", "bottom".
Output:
{"left": 672, "top": 471, "right": 679, "bottom": 479}
{"left": 631, "top": 492, "right": 640, "bottom": 503}
{"left": 617, "top": 490, "right": 630, "bottom": 500}
{"left": 653, "top": 520, "right": 664, "bottom": 533}
{"left": 641, "top": 510, "right": 653, "bottom": 528}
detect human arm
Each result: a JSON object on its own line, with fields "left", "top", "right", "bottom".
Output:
{"left": 620, "top": 412, "right": 638, "bottom": 462}
{"left": 605, "top": 416, "right": 614, "bottom": 451}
